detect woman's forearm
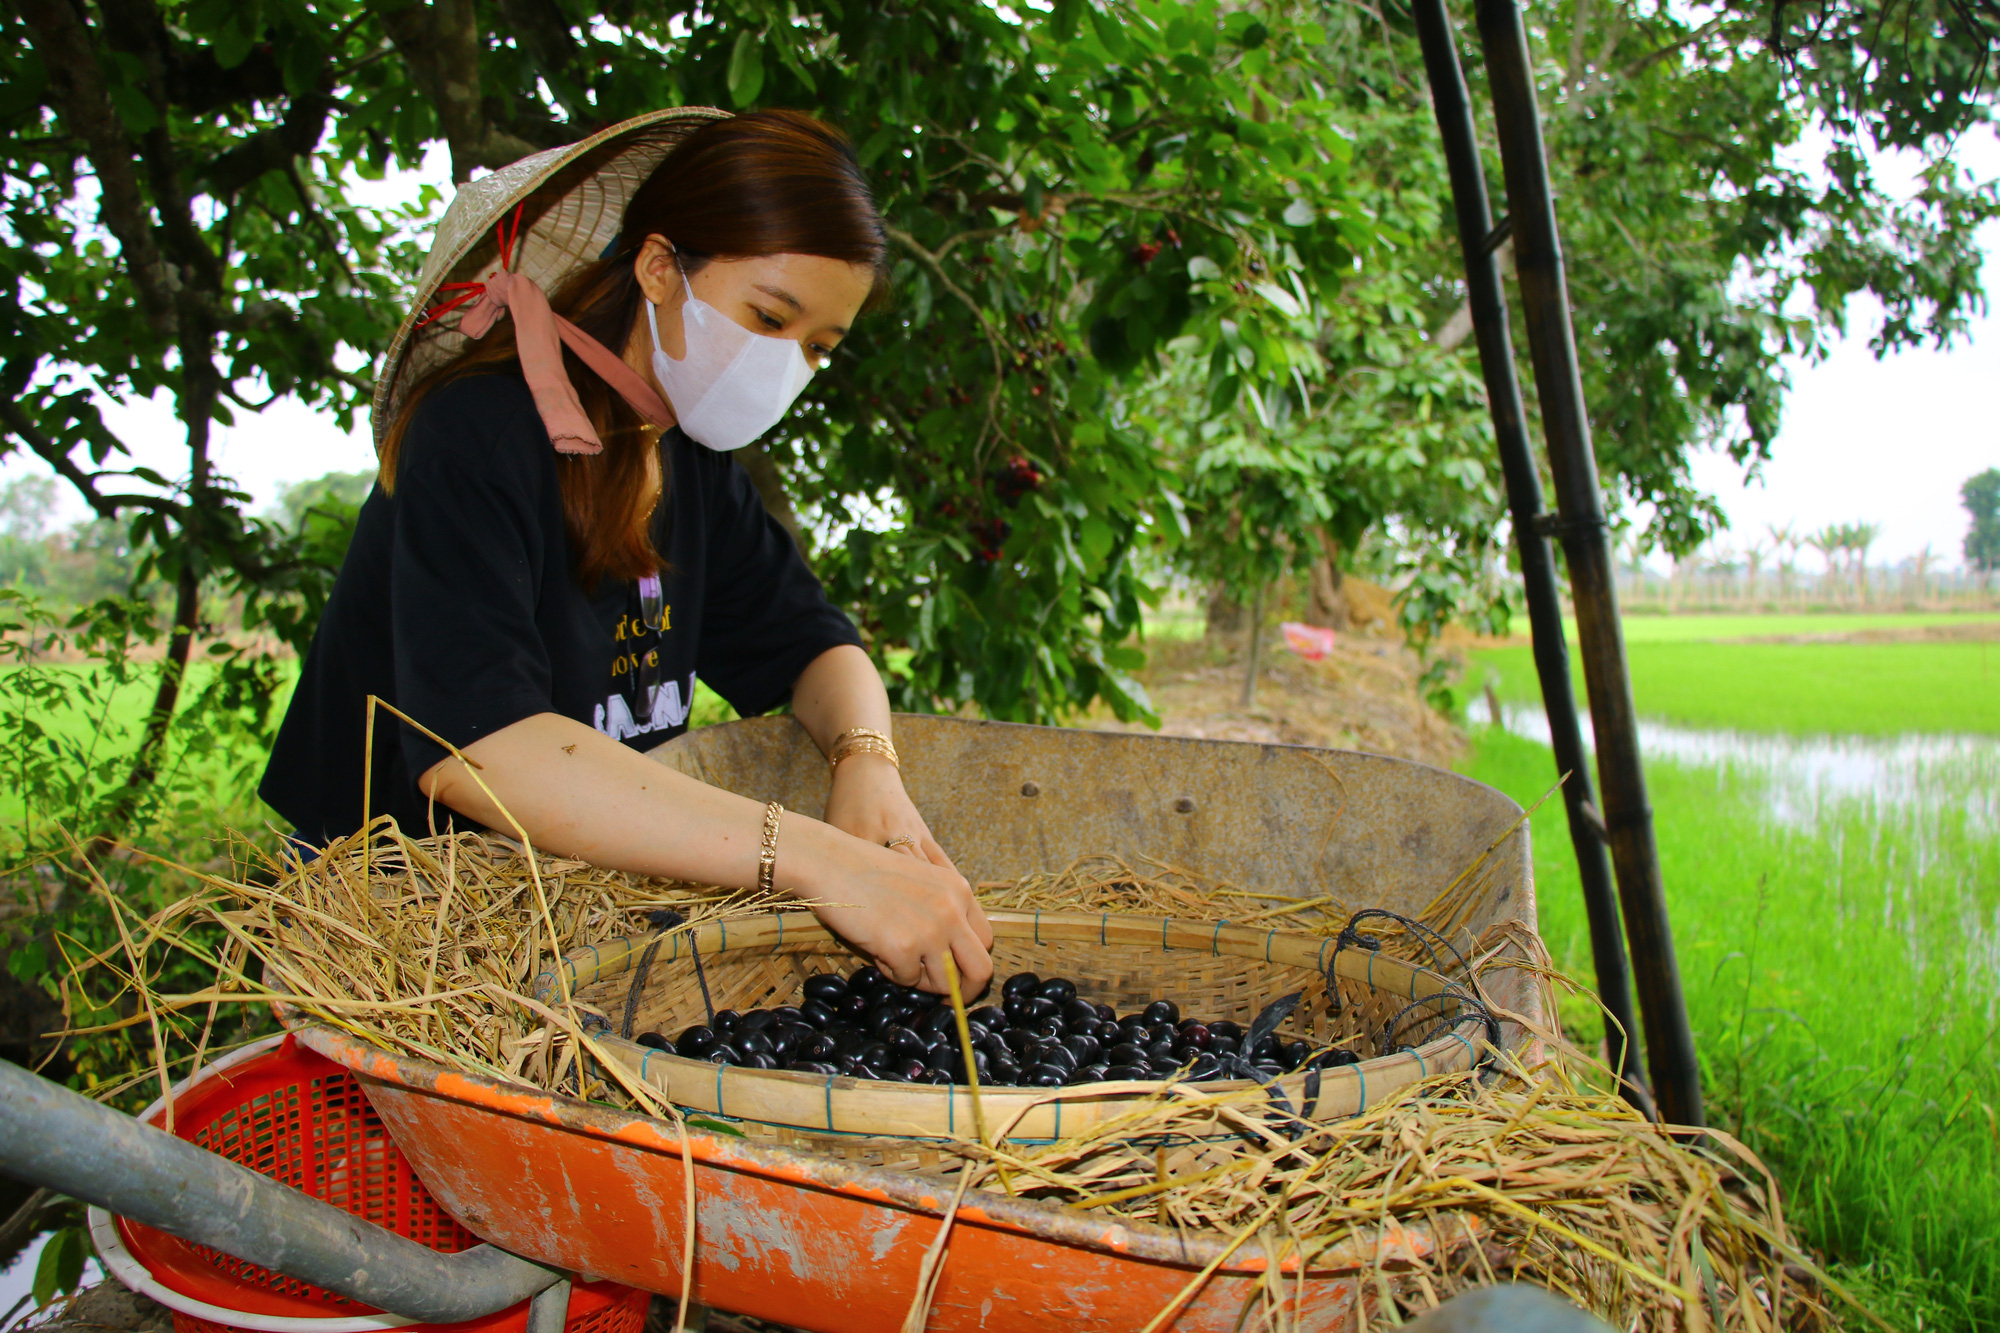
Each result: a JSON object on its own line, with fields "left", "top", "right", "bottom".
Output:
{"left": 790, "top": 643, "right": 892, "bottom": 755}
{"left": 420, "top": 712, "right": 824, "bottom": 888}
{"left": 417, "top": 709, "right": 994, "bottom": 992}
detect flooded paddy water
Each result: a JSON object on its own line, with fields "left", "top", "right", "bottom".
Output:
{"left": 1461, "top": 657, "right": 2000, "bottom": 1326}
{"left": 1466, "top": 695, "right": 2000, "bottom": 1007}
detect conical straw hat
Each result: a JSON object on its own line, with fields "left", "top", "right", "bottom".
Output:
{"left": 372, "top": 107, "right": 732, "bottom": 446}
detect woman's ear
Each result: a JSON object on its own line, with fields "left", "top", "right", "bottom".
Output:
{"left": 632, "top": 234, "right": 680, "bottom": 306}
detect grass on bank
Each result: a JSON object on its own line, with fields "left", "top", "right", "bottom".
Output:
{"left": 1476, "top": 639, "right": 2000, "bottom": 736}
{"left": 1462, "top": 639, "right": 2000, "bottom": 1331}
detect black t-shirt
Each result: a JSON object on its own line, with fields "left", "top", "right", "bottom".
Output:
{"left": 260, "top": 372, "right": 860, "bottom": 842}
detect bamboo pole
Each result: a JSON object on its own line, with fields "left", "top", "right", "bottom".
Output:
{"left": 1409, "top": 0, "right": 1653, "bottom": 1119}
{"left": 1466, "top": 0, "right": 1704, "bottom": 1128}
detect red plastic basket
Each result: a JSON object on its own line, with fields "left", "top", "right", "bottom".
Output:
{"left": 90, "top": 1035, "right": 649, "bottom": 1333}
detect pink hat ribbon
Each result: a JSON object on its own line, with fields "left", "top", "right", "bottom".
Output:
{"left": 416, "top": 205, "right": 675, "bottom": 454}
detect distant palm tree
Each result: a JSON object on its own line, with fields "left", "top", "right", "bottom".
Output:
{"left": 1805, "top": 526, "right": 1843, "bottom": 602}
{"left": 1766, "top": 523, "right": 1801, "bottom": 601}
{"left": 1910, "top": 544, "right": 1936, "bottom": 602}
{"left": 1840, "top": 521, "right": 1883, "bottom": 601}
{"left": 1742, "top": 537, "right": 1770, "bottom": 604}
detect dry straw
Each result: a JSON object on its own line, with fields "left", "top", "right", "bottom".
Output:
{"left": 48, "top": 823, "right": 1878, "bottom": 1333}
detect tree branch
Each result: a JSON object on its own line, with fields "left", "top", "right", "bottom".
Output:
{"left": 0, "top": 397, "right": 185, "bottom": 526}
{"left": 375, "top": 0, "right": 542, "bottom": 180}
{"left": 15, "top": 0, "right": 176, "bottom": 338}
{"left": 198, "top": 89, "right": 339, "bottom": 198}
{"left": 885, "top": 225, "right": 1011, "bottom": 454}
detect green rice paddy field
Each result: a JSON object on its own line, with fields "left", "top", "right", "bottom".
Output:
{"left": 1463, "top": 618, "right": 2000, "bottom": 1330}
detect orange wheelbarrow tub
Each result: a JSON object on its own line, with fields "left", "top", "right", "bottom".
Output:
{"left": 293, "top": 1025, "right": 1472, "bottom": 1332}
{"left": 291, "top": 718, "right": 1537, "bottom": 1330}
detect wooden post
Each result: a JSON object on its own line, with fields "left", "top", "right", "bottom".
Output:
{"left": 1470, "top": 0, "right": 1705, "bottom": 1127}
{"left": 1410, "top": 0, "right": 1653, "bottom": 1116}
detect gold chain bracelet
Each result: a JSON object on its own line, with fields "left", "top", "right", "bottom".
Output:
{"left": 758, "top": 801, "right": 784, "bottom": 893}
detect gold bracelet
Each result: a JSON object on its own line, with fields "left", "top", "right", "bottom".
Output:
{"left": 831, "top": 738, "right": 900, "bottom": 771}
{"left": 829, "top": 728, "right": 899, "bottom": 771}
{"left": 758, "top": 801, "right": 784, "bottom": 893}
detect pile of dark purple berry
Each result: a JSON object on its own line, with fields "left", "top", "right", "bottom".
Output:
{"left": 635, "top": 964, "right": 1363, "bottom": 1087}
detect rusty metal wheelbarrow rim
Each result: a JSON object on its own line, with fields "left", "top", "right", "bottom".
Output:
{"left": 285, "top": 1016, "right": 1474, "bottom": 1279}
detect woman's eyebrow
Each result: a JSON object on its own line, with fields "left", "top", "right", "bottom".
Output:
{"left": 753, "top": 283, "right": 804, "bottom": 312}
{"left": 752, "top": 282, "right": 848, "bottom": 337}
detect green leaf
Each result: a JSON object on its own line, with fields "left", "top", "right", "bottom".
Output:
{"left": 1252, "top": 281, "right": 1301, "bottom": 317}
{"left": 1282, "top": 199, "right": 1315, "bottom": 227}
{"left": 685, "top": 1115, "right": 745, "bottom": 1137}
{"left": 33, "top": 1227, "right": 89, "bottom": 1309}
{"left": 1087, "top": 5, "right": 1130, "bottom": 60}
{"left": 7, "top": 941, "right": 47, "bottom": 984}
{"left": 1238, "top": 21, "right": 1269, "bottom": 48}
{"left": 211, "top": 17, "right": 257, "bottom": 71}
{"left": 727, "top": 30, "right": 766, "bottom": 108}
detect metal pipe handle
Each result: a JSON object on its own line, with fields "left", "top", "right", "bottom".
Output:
{"left": 0, "top": 1059, "right": 562, "bottom": 1324}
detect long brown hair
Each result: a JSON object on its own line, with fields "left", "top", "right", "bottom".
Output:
{"left": 380, "top": 110, "right": 888, "bottom": 588}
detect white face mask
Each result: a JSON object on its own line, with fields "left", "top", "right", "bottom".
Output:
{"left": 647, "top": 265, "right": 815, "bottom": 451}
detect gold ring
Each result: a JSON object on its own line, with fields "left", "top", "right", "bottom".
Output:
{"left": 885, "top": 835, "right": 918, "bottom": 851}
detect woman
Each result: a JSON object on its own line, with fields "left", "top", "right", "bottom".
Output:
{"left": 261, "top": 108, "right": 994, "bottom": 996}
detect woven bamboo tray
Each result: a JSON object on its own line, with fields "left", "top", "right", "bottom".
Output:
{"left": 534, "top": 910, "right": 1490, "bottom": 1171}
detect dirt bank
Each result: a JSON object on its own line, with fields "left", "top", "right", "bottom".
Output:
{"left": 1085, "top": 627, "right": 1465, "bottom": 770}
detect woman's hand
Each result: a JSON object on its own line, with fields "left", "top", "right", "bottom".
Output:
{"left": 800, "top": 823, "right": 994, "bottom": 998}
{"left": 786, "top": 643, "right": 994, "bottom": 993}
{"left": 812, "top": 754, "right": 991, "bottom": 994}
{"left": 822, "top": 753, "right": 958, "bottom": 873}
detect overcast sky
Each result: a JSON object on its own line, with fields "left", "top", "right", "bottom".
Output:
{"left": 6, "top": 132, "right": 1996, "bottom": 571}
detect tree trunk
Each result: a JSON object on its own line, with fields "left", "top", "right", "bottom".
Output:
{"left": 737, "top": 444, "right": 810, "bottom": 558}
{"left": 1239, "top": 582, "right": 1265, "bottom": 709}
{"left": 95, "top": 560, "right": 201, "bottom": 848}
{"left": 1204, "top": 583, "right": 1242, "bottom": 636}
{"left": 1305, "top": 529, "right": 1350, "bottom": 630}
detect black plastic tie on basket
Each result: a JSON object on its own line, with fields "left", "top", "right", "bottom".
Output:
{"left": 1326, "top": 908, "right": 1479, "bottom": 1024}
{"left": 1335, "top": 908, "right": 1471, "bottom": 980}
{"left": 1381, "top": 987, "right": 1502, "bottom": 1074}
{"left": 1215, "top": 991, "right": 1303, "bottom": 1083}
{"left": 621, "top": 908, "right": 713, "bottom": 1040}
